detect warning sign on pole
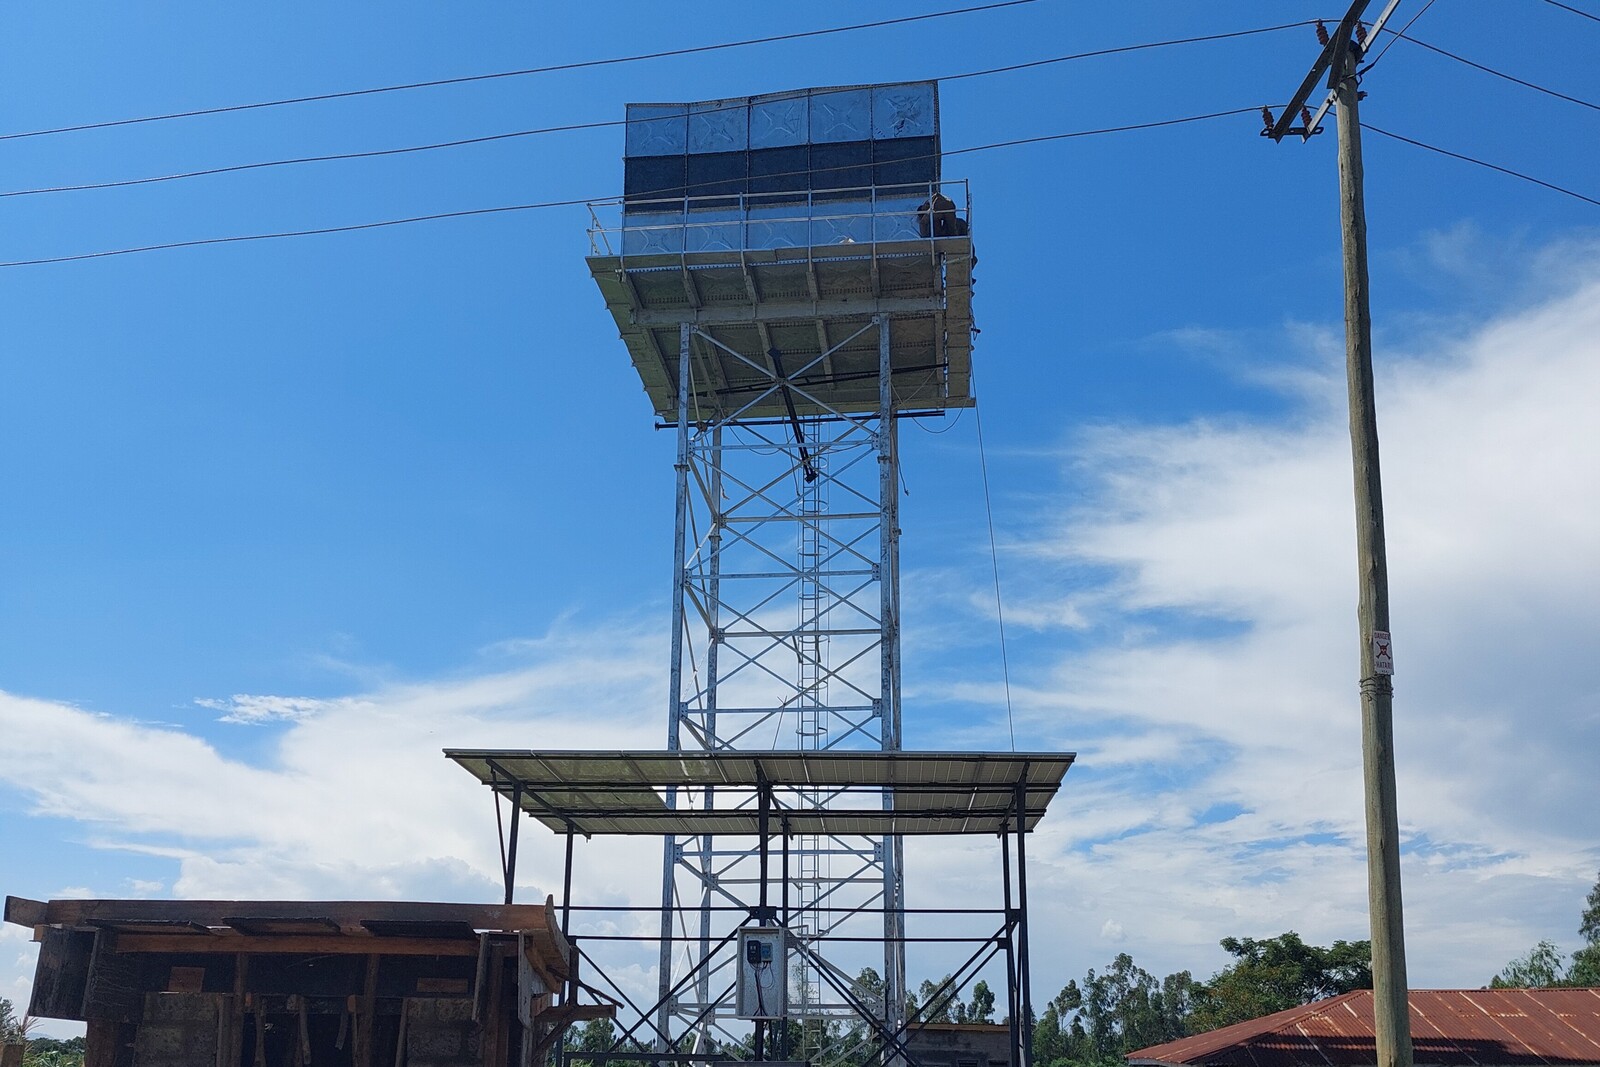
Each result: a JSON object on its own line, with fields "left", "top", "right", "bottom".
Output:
{"left": 1372, "top": 631, "right": 1394, "bottom": 675}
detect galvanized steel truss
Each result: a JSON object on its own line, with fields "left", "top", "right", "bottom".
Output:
{"left": 659, "top": 316, "right": 906, "bottom": 1054}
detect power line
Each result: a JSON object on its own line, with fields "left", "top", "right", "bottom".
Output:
{"left": 1540, "top": 0, "right": 1600, "bottom": 24}
{"left": 12, "top": 107, "right": 1591, "bottom": 269}
{"left": 0, "top": 0, "right": 1041, "bottom": 143}
{"left": 1392, "top": 32, "right": 1600, "bottom": 112}
{"left": 973, "top": 399, "right": 1017, "bottom": 753}
{"left": 1365, "top": 122, "right": 1600, "bottom": 207}
{"left": 0, "top": 119, "right": 624, "bottom": 199}
{"left": 939, "top": 19, "right": 1318, "bottom": 82}
{"left": 0, "top": 106, "right": 1260, "bottom": 268}
{"left": 3, "top": 22, "right": 1315, "bottom": 201}
{"left": 1361, "top": 0, "right": 1439, "bottom": 70}
{"left": 944, "top": 106, "right": 1260, "bottom": 154}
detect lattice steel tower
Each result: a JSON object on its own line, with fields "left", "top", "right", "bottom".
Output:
{"left": 585, "top": 81, "right": 976, "bottom": 1059}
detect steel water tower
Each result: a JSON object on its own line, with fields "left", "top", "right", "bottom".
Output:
{"left": 585, "top": 80, "right": 976, "bottom": 1054}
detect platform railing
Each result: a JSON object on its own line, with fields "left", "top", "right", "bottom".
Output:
{"left": 586, "top": 179, "right": 971, "bottom": 258}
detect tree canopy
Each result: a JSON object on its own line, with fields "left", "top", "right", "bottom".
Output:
{"left": 1490, "top": 869, "right": 1600, "bottom": 988}
{"left": 0, "top": 998, "right": 20, "bottom": 1045}
{"left": 1033, "top": 953, "right": 1193, "bottom": 1067}
{"left": 1034, "top": 931, "right": 1370, "bottom": 1067}
{"left": 1188, "top": 932, "right": 1372, "bottom": 1032}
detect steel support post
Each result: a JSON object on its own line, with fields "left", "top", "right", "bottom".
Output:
{"left": 696, "top": 422, "right": 723, "bottom": 1050}
{"left": 755, "top": 776, "right": 771, "bottom": 1062}
{"left": 504, "top": 783, "right": 522, "bottom": 906}
{"left": 877, "top": 316, "right": 908, "bottom": 1059}
{"left": 782, "top": 821, "right": 791, "bottom": 924}
{"left": 1014, "top": 781, "right": 1034, "bottom": 1067}
{"left": 1001, "top": 828, "right": 1019, "bottom": 1067}
{"left": 657, "top": 322, "right": 694, "bottom": 1050}
{"left": 563, "top": 828, "right": 575, "bottom": 938}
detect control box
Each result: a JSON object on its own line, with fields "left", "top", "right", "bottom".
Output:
{"left": 735, "top": 927, "right": 788, "bottom": 1019}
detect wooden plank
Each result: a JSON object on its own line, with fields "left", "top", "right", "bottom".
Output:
{"left": 84, "top": 1020, "right": 121, "bottom": 1067}
{"left": 225, "top": 957, "right": 249, "bottom": 1067}
{"left": 109, "top": 934, "right": 486, "bottom": 957}
{"left": 28, "top": 925, "right": 94, "bottom": 1020}
{"left": 81, "top": 930, "right": 141, "bottom": 1021}
{"left": 354, "top": 956, "right": 379, "bottom": 1067}
{"left": 3, "top": 896, "right": 47, "bottom": 927}
{"left": 478, "top": 944, "right": 505, "bottom": 1067}
{"left": 23, "top": 900, "right": 557, "bottom": 932}
{"left": 471, "top": 935, "right": 490, "bottom": 1025}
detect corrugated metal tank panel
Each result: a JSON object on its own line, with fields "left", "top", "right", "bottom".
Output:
{"left": 622, "top": 82, "right": 940, "bottom": 207}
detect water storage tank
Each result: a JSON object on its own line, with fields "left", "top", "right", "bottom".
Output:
{"left": 586, "top": 80, "right": 974, "bottom": 419}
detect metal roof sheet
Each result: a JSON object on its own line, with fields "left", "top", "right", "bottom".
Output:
{"left": 1128, "top": 989, "right": 1600, "bottom": 1067}
{"left": 585, "top": 239, "right": 975, "bottom": 420}
{"left": 444, "top": 749, "right": 1072, "bottom": 837}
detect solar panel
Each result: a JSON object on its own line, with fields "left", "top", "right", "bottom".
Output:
{"left": 444, "top": 750, "right": 1073, "bottom": 837}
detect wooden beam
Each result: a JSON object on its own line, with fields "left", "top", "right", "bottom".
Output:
{"left": 13, "top": 899, "right": 557, "bottom": 932}
{"left": 108, "top": 933, "right": 486, "bottom": 957}
{"left": 355, "top": 956, "right": 379, "bottom": 1067}
{"left": 4, "top": 897, "right": 46, "bottom": 927}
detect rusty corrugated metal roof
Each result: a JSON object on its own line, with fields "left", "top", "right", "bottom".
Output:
{"left": 1128, "top": 988, "right": 1600, "bottom": 1067}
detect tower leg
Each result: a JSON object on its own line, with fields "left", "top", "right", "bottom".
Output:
{"left": 657, "top": 322, "right": 694, "bottom": 1051}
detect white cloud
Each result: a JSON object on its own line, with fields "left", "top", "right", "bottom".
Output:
{"left": 0, "top": 619, "right": 665, "bottom": 902}
{"left": 2, "top": 252, "right": 1599, "bottom": 1025}
{"left": 993, "top": 261, "right": 1600, "bottom": 989}
{"left": 196, "top": 694, "right": 332, "bottom": 724}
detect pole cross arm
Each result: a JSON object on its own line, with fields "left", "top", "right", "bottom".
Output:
{"left": 1266, "top": 0, "right": 1375, "bottom": 143}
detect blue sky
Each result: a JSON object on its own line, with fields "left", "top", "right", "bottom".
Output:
{"left": 3, "top": 0, "right": 1599, "bottom": 1033}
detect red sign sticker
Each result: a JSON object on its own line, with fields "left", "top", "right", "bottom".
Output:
{"left": 1372, "top": 630, "right": 1394, "bottom": 675}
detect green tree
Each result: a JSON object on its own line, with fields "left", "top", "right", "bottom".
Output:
{"left": 960, "top": 980, "right": 996, "bottom": 1024}
{"left": 563, "top": 1017, "right": 618, "bottom": 1067}
{"left": 25, "top": 1036, "right": 86, "bottom": 1067}
{"left": 1490, "top": 940, "right": 1568, "bottom": 989}
{"left": 1488, "top": 869, "right": 1600, "bottom": 988}
{"left": 829, "top": 967, "right": 890, "bottom": 1067}
{"left": 1571, "top": 871, "right": 1600, "bottom": 986}
{"left": 1033, "top": 953, "right": 1192, "bottom": 1067}
{"left": 910, "top": 976, "right": 959, "bottom": 1024}
{"left": 0, "top": 998, "right": 21, "bottom": 1045}
{"left": 1188, "top": 932, "right": 1371, "bottom": 1032}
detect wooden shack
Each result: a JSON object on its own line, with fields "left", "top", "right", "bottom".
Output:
{"left": 4, "top": 896, "right": 609, "bottom": 1067}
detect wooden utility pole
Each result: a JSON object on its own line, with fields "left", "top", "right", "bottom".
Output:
{"left": 1267, "top": 8, "right": 1413, "bottom": 1067}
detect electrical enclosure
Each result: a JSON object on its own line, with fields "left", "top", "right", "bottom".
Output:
{"left": 735, "top": 927, "right": 788, "bottom": 1020}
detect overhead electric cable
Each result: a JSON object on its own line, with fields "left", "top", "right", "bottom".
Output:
{"left": 0, "top": 0, "right": 1040, "bottom": 142}
{"left": 1365, "top": 123, "right": 1600, "bottom": 207}
{"left": 973, "top": 401, "right": 1017, "bottom": 752}
{"left": 944, "top": 106, "right": 1260, "bottom": 154}
{"left": 4, "top": 23, "right": 1314, "bottom": 200}
{"left": 1391, "top": 32, "right": 1600, "bottom": 112}
{"left": 1361, "top": 0, "right": 1439, "bottom": 70}
{"left": 938, "top": 19, "right": 1319, "bottom": 81}
{"left": 1540, "top": 0, "right": 1600, "bottom": 24}
{"left": 1, "top": 120, "right": 624, "bottom": 199}
{"left": 0, "top": 106, "right": 1261, "bottom": 268}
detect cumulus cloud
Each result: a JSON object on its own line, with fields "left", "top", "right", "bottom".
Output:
{"left": 2, "top": 250, "right": 1598, "bottom": 1022}
{"left": 981, "top": 258, "right": 1600, "bottom": 989}
{"left": 0, "top": 619, "right": 665, "bottom": 900}
{"left": 196, "top": 694, "right": 332, "bottom": 724}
